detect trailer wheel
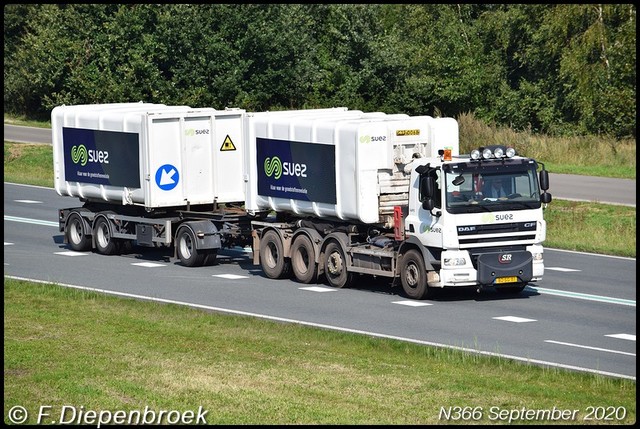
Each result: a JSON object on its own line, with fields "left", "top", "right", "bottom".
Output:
{"left": 66, "top": 212, "right": 91, "bottom": 251}
{"left": 203, "top": 250, "right": 218, "bottom": 266}
{"left": 93, "top": 216, "right": 119, "bottom": 255}
{"left": 259, "top": 230, "right": 291, "bottom": 279}
{"left": 291, "top": 234, "right": 317, "bottom": 284}
{"left": 324, "top": 241, "right": 352, "bottom": 288}
{"left": 177, "top": 227, "right": 205, "bottom": 267}
{"left": 400, "top": 249, "right": 432, "bottom": 299}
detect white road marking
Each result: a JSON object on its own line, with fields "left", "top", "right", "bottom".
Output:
{"left": 14, "top": 199, "right": 43, "bottom": 204}
{"left": 392, "top": 300, "right": 433, "bottom": 307}
{"left": 213, "top": 274, "right": 250, "bottom": 280}
{"left": 131, "top": 262, "right": 166, "bottom": 268}
{"left": 4, "top": 215, "right": 58, "bottom": 227}
{"left": 529, "top": 286, "right": 635, "bottom": 307}
{"left": 493, "top": 316, "right": 537, "bottom": 323}
{"left": 605, "top": 333, "right": 636, "bottom": 341}
{"left": 299, "top": 286, "right": 337, "bottom": 293}
{"left": 545, "top": 340, "right": 635, "bottom": 356}
{"left": 545, "top": 267, "right": 581, "bottom": 272}
{"left": 54, "top": 251, "right": 89, "bottom": 257}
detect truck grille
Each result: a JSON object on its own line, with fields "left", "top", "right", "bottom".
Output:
{"left": 456, "top": 221, "right": 537, "bottom": 247}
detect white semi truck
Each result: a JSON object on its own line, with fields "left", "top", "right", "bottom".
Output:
{"left": 53, "top": 103, "right": 552, "bottom": 299}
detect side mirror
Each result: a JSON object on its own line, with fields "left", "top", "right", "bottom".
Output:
{"left": 541, "top": 193, "right": 552, "bottom": 204}
{"left": 422, "top": 199, "right": 435, "bottom": 211}
{"left": 421, "top": 176, "right": 436, "bottom": 198}
{"left": 539, "top": 169, "right": 549, "bottom": 191}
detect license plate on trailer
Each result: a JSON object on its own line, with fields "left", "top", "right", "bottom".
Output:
{"left": 495, "top": 276, "right": 518, "bottom": 284}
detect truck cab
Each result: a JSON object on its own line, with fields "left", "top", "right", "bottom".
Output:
{"left": 402, "top": 145, "right": 552, "bottom": 297}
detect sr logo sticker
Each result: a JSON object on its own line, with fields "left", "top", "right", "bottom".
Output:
{"left": 498, "top": 254, "right": 513, "bottom": 264}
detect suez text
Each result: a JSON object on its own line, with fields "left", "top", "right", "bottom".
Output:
{"left": 282, "top": 162, "right": 307, "bottom": 177}
{"left": 88, "top": 149, "right": 109, "bottom": 164}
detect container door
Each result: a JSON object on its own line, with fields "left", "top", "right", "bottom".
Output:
{"left": 146, "top": 116, "right": 187, "bottom": 208}
{"left": 182, "top": 115, "right": 215, "bottom": 205}
{"left": 211, "top": 113, "right": 245, "bottom": 203}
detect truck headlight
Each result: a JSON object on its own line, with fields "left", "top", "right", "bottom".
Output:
{"left": 444, "top": 257, "right": 466, "bottom": 267}
{"left": 531, "top": 252, "right": 543, "bottom": 261}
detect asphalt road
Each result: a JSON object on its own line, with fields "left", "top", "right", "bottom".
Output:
{"left": 4, "top": 182, "right": 636, "bottom": 380}
{"left": 4, "top": 124, "right": 635, "bottom": 207}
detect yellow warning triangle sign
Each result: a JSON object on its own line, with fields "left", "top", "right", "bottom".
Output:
{"left": 220, "top": 135, "right": 236, "bottom": 151}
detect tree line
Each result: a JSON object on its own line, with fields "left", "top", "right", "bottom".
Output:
{"left": 3, "top": 4, "right": 636, "bottom": 139}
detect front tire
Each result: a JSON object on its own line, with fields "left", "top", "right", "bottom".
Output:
{"left": 324, "top": 241, "right": 352, "bottom": 288}
{"left": 176, "top": 227, "right": 205, "bottom": 267}
{"left": 291, "top": 234, "right": 317, "bottom": 284}
{"left": 66, "top": 212, "right": 91, "bottom": 251}
{"left": 259, "top": 230, "right": 291, "bottom": 279}
{"left": 400, "top": 249, "right": 432, "bottom": 299}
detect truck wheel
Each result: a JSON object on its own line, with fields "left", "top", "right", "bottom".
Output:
{"left": 93, "top": 216, "right": 119, "bottom": 255}
{"left": 66, "top": 212, "right": 91, "bottom": 251}
{"left": 324, "top": 241, "right": 352, "bottom": 288}
{"left": 259, "top": 230, "right": 291, "bottom": 279}
{"left": 400, "top": 249, "right": 432, "bottom": 299}
{"left": 177, "top": 227, "right": 205, "bottom": 267}
{"left": 203, "top": 250, "right": 218, "bottom": 266}
{"left": 291, "top": 235, "right": 317, "bottom": 284}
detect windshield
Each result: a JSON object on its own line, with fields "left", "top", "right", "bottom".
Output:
{"left": 444, "top": 161, "right": 541, "bottom": 214}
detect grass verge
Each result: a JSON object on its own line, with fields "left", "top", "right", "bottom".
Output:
{"left": 4, "top": 279, "right": 636, "bottom": 425}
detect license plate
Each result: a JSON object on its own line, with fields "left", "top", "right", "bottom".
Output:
{"left": 495, "top": 276, "right": 518, "bottom": 284}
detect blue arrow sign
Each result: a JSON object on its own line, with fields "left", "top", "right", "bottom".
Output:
{"left": 155, "top": 164, "right": 179, "bottom": 191}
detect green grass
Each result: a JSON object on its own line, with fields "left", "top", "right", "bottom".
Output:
{"left": 544, "top": 201, "right": 636, "bottom": 258}
{"left": 457, "top": 112, "right": 636, "bottom": 180}
{"left": 4, "top": 143, "right": 54, "bottom": 188}
{"left": 4, "top": 279, "right": 636, "bottom": 425}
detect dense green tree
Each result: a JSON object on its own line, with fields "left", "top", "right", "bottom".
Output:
{"left": 3, "top": 4, "right": 635, "bottom": 138}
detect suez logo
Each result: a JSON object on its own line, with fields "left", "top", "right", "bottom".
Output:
{"left": 185, "top": 128, "right": 210, "bottom": 136}
{"left": 263, "top": 156, "right": 307, "bottom": 180}
{"left": 481, "top": 213, "right": 515, "bottom": 223}
{"left": 71, "top": 145, "right": 109, "bottom": 166}
{"left": 359, "top": 129, "right": 419, "bottom": 142}
{"left": 359, "top": 135, "right": 387, "bottom": 143}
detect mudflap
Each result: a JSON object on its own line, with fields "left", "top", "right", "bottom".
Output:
{"left": 183, "top": 220, "right": 222, "bottom": 250}
{"left": 477, "top": 251, "right": 533, "bottom": 287}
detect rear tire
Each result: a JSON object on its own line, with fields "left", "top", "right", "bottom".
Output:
{"left": 66, "top": 212, "right": 91, "bottom": 251}
{"left": 291, "top": 235, "right": 317, "bottom": 284}
{"left": 400, "top": 249, "right": 432, "bottom": 299}
{"left": 324, "top": 241, "right": 352, "bottom": 288}
{"left": 177, "top": 227, "right": 205, "bottom": 267}
{"left": 203, "top": 250, "right": 218, "bottom": 266}
{"left": 93, "top": 216, "right": 120, "bottom": 255}
{"left": 259, "top": 230, "right": 291, "bottom": 279}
